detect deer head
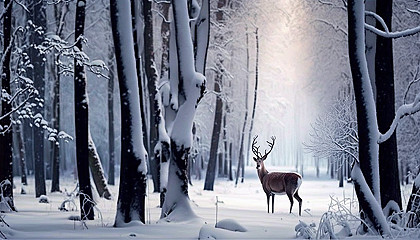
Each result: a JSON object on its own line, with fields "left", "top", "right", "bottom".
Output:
{"left": 252, "top": 135, "right": 276, "bottom": 169}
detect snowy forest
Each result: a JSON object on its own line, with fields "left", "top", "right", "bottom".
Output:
{"left": 1, "top": 0, "right": 420, "bottom": 239}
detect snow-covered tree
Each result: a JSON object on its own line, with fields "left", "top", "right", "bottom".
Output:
{"left": 160, "top": 0, "right": 207, "bottom": 222}
{"left": 110, "top": 0, "right": 148, "bottom": 226}
{"left": 0, "top": 0, "right": 16, "bottom": 212}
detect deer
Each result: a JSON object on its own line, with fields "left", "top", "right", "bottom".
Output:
{"left": 252, "top": 135, "right": 303, "bottom": 216}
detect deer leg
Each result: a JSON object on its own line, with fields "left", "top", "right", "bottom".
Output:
{"left": 294, "top": 192, "right": 302, "bottom": 216}
{"left": 271, "top": 193, "right": 274, "bottom": 213}
{"left": 287, "top": 192, "right": 294, "bottom": 214}
{"left": 266, "top": 194, "right": 270, "bottom": 213}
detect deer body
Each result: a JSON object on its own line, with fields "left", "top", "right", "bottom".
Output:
{"left": 252, "top": 136, "right": 303, "bottom": 215}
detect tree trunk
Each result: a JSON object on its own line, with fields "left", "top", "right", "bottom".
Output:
{"left": 74, "top": 0, "right": 94, "bottom": 220}
{"left": 222, "top": 113, "right": 228, "bottom": 177}
{"left": 204, "top": 0, "right": 225, "bottom": 191}
{"left": 347, "top": 0, "right": 388, "bottom": 234}
{"left": 51, "top": 2, "right": 69, "bottom": 193}
{"left": 158, "top": 2, "right": 171, "bottom": 208}
{"left": 228, "top": 142, "right": 233, "bottom": 181}
{"left": 194, "top": 0, "right": 210, "bottom": 75}
{"left": 111, "top": 0, "right": 148, "bottom": 225}
{"left": 88, "top": 134, "right": 111, "bottom": 200}
{"left": 204, "top": 69, "right": 223, "bottom": 191}
{"left": 18, "top": 125, "right": 27, "bottom": 185}
{"left": 143, "top": 0, "right": 161, "bottom": 193}
{"left": 23, "top": 121, "right": 34, "bottom": 175}
{"left": 51, "top": 55, "right": 61, "bottom": 192}
{"left": 0, "top": 0, "right": 16, "bottom": 211}
{"left": 242, "top": 27, "right": 260, "bottom": 184}
{"left": 235, "top": 29, "right": 250, "bottom": 186}
{"left": 406, "top": 173, "right": 420, "bottom": 227}
{"left": 107, "top": 46, "right": 115, "bottom": 186}
{"left": 375, "top": 0, "right": 402, "bottom": 215}
{"left": 29, "top": 0, "right": 47, "bottom": 198}
{"left": 365, "top": 0, "right": 376, "bottom": 98}
{"left": 160, "top": 0, "right": 207, "bottom": 221}
{"left": 130, "top": 0, "right": 148, "bottom": 154}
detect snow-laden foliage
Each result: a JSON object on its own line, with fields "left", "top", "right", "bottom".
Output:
{"left": 295, "top": 221, "right": 316, "bottom": 239}
{"left": 295, "top": 195, "right": 364, "bottom": 239}
{"left": 0, "top": 21, "right": 72, "bottom": 143}
{"left": 38, "top": 34, "right": 109, "bottom": 79}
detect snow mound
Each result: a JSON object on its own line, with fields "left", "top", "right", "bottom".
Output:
{"left": 38, "top": 195, "right": 50, "bottom": 203}
{"left": 215, "top": 219, "right": 247, "bottom": 232}
{"left": 199, "top": 225, "right": 246, "bottom": 239}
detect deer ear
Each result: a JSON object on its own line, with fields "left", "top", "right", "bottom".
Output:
{"left": 262, "top": 155, "right": 267, "bottom": 161}
{"left": 253, "top": 157, "right": 257, "bottom": 162}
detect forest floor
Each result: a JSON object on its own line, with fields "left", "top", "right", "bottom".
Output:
{"left": 1, "top": 166, "right": 414, "bottom": 239}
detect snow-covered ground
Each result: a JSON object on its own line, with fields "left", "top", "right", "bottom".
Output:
{"left": 1, "top": 166, "right": 413, "bottom": 239}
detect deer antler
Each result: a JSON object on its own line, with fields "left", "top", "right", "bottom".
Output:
{"left": 261, "top": 136, "right": 276, "bottom": 160}
{"left": 252, "top": 135, "right": 262, "bottom": 158}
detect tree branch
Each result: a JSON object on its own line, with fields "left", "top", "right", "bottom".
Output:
{"left": 365, "top": 22, "right": 420, "bottom": 38}
{"left": 378, "top": 94, "right": 420, "bottom": 143}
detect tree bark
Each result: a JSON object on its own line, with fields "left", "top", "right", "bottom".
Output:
{"left": 375, "top": 0, "right": 402, "bottom": 215}
{"left": 111, "top": 0, "right": 148, "bottom": 225}
{"left": 51, "top": 55, "right": 61, "bottom": 192}
{"left": 203, "top": 0, "right": 226, "bottom": 191}
{"left": 406, "top": 173, "right": 420, "bottom": 227}
{"left": 348, "top": 0, "right": 380, "bottom": 201}
{"left": 347, "top": 0, "right": 388, "bottom": 235}
{"left": 51, "top": 2, "right": 69, "bottom": 193}
{"left": 74, "top": 0, "right": 94, "bottom": 220}
{"left": 0, "top": 0, "right": 16, "bottom": 211}
{"left": 130, "top": 0, "right": 148, "bottom": 154}
{"left": 143, "top": 0, "right": 161, "bottom": 193}
{"left": 160, "top": 0, "right": 207, "bottom": 221}
{"left": 29, "top": 0, "right": 47, "bottom": 198}
{"left": 241, "top": 27, "right": 260, "bottom": 185}
{"left": 158, "top": 2, "right": 171, "bottom": 208}
{"left": 204, "top": 68, "right": 223, "bottom": 191}
{"left": 88, "top": 134, "right": 111, "bottom": 200}
{"left": 236, "top": 29, "right": 250, "bottom": 186}
{"left": 107, "top": 46, "right": 115, "bottom": 186}
{"left": 18, "top": 125, "right": 27, "bottom": 185}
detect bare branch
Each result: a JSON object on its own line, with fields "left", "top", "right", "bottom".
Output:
{"left": 365, "top": 22, "right": 420, "bottom": 38}
{"left": 379, "top": 94, "right": 420, "bottom": 143}
{"left": 365, "top": 11, "right": 389, "bottom": 33}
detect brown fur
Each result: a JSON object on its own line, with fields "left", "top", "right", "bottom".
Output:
{"left": 256, "top": 158, "right": 302, "bottom": 215}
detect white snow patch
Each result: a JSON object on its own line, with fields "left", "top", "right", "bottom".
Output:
{"left": 216, "top": 219, "right": 247, "bottom": 232}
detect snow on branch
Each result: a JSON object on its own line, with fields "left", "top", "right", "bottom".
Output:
{"left": 378, "top": 94, "right": 420, "bottom": 143}
{"left": 365, "top": 11, "right": 389, "bottom": 33}
{"left": 365, "top": 22, "right": 420, "bottom": 38}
